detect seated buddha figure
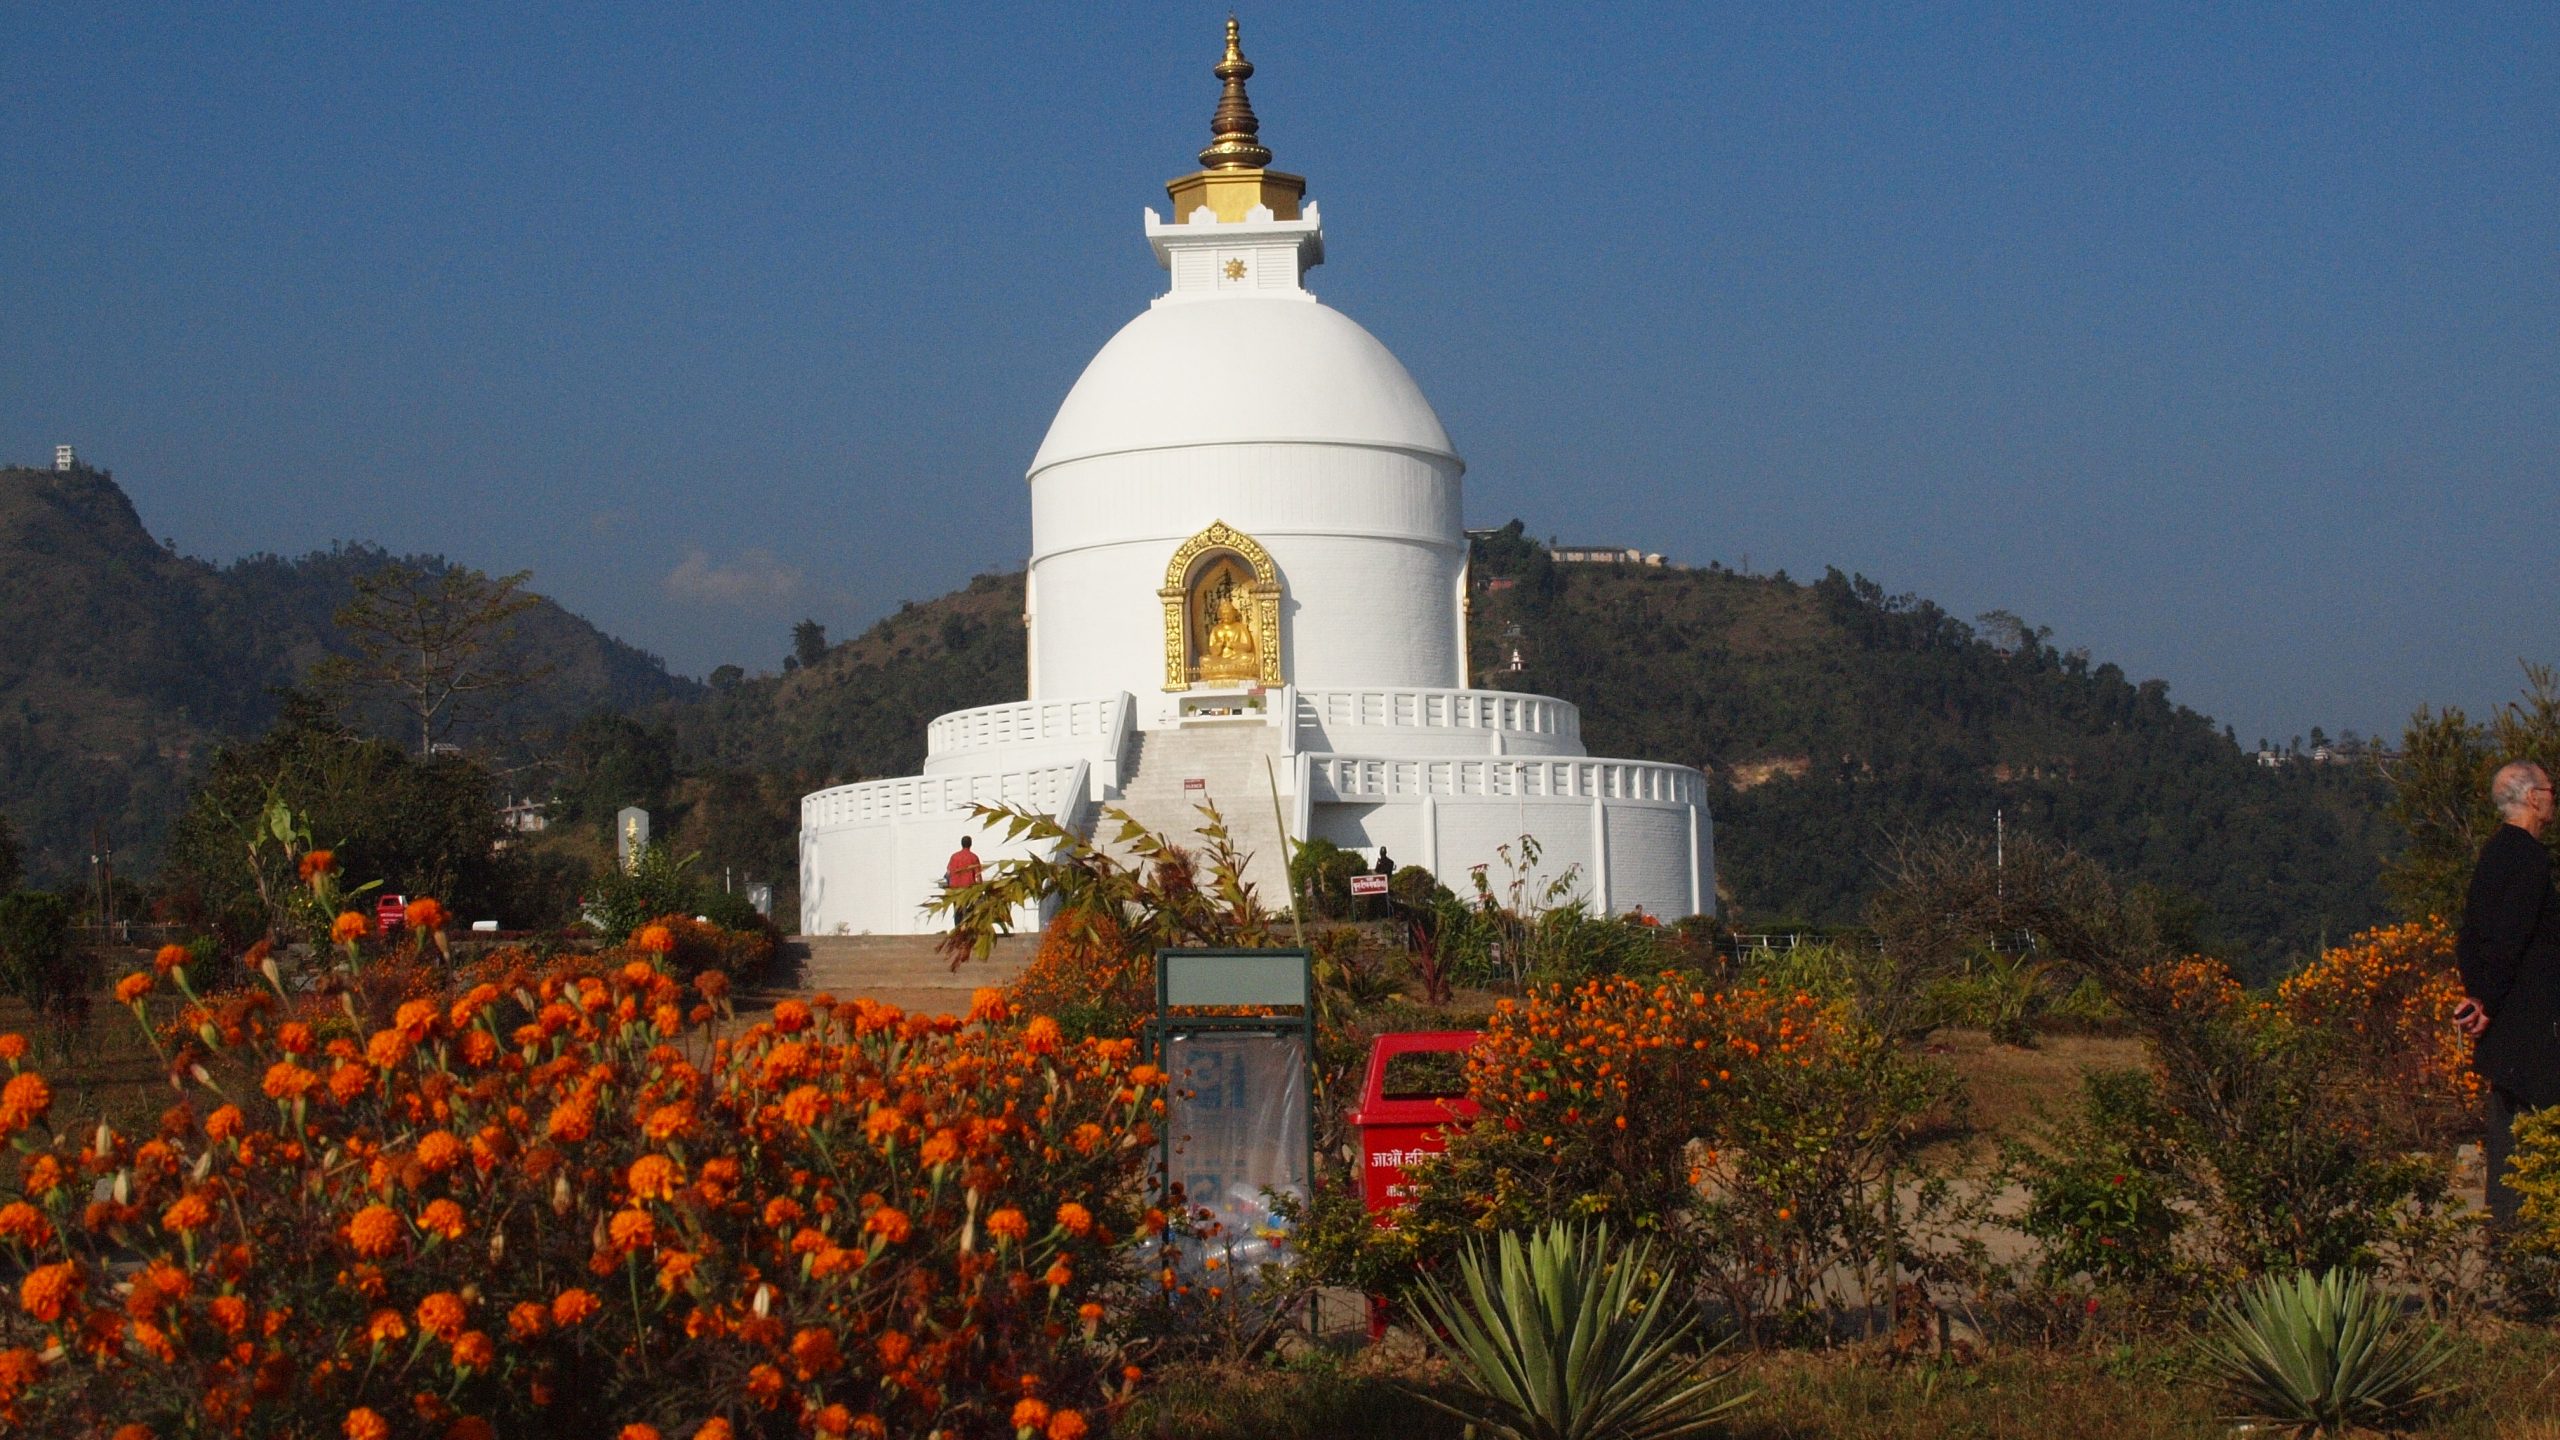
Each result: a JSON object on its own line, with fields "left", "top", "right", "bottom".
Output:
{"left": 1198, "top": 598, "right": 1260, "bottom": 682}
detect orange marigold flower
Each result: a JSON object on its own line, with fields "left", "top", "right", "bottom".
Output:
{"left": 1011, "top": 1399, "right": 1052, "bottom": 1432}
{"left": 788, "top": 1326, "right": 841, "bottom": 1378}
{"left": 154, "top": 943, "right": 191, "bottom": 974}
{"left": 394, "top": 998, "right": 440, "bottom": 1037}
{"left": 507, "top": 1301, "right": 548, "bottom": 1339}
{"left": 0, "top": 1202, "right": 51, "bottom": 1247}
{"left": 1044, "top": 1260, "right": 1073, "bottom": 1289}
{"left": 161, "top": 1192, "right": 214, "bottom": 1235}
{"left": 16, "top": 1261, "right": 75, "bottom": 1321}
{"left": 405, "top": 897, "right": 448, "bottom": 932}
{"left": 809, "top": 1405, "right": 853, "bottom": 1437}
{"left": 345, "top": 1203, "right": 404, "bottom": 1258}
{"left": 876, "top": 1330, "right": 913, "bottom": 1367}
{"left": 551, "top": 1288, "right": 601, "bottom": 1326}
{"left": 864, "top": 1206, "right": 912, "bottom": 1245}
{"left": 299, "top": 849, "right": 337, "bottom": 883}
{"left": 365, "top": 1308, "right": 408, "bottom": 1344}
{"left": 261, "top": 1061, "right": 318, "bottom": 1102}
{"left": 0, "top": 1346, "right": 44, "bottom": 1399}
{"left": 771, "top": 999, "right": 813, "bottom": 1033}
{"left": 643, "top": 1102, "right": 695, "bottom": 1140}
{"left": 2, "top": 1071, "right": 53, "bottom": 1125}
{"left": 986, "top": 1208, "right": 1030, "bottom": 1243}
{"left": 634, "top": 924, "right": 675, "bottom": 955}
{"left": 621, "top": 1428, "right": 665, "bottom": 1440}
{"left": 344, "top": 1407, "right": 391, "bottom": 1440}
{"left": 450, "top": 1329, "right": 495, "bottom": 1370}
{"left": 416, "top": 1292, "right": 467, "bottom": 1340}
{"left": 114, "top": 972, "right": 154, "bottom": 1005}
{"left": 210, "top": 1294, "right": 249, "bottom": 1335}
{"left": 1023, "top": 1016, "right": 1062, "bottom": 1055}
{"left": 778, "top": 1085, "right": 825, "bottom": 1126}
{"left": 1047, "top": 1412, "right": 1088, "bottom": 1440}
{"left": 692, "top": 1422, "right": 733, "bottom": 1440}
{"left": 920, "top": 1129, "right": 960, "bottom": 1167}
{"left": 416, "top": 1129, "right": 464, "bottom": 1172}
{"left": 608, "top": 1208, "right": 657, "bottom": 1251}
{"left": 0, "top": 1033, "right": 19, "bottom": 1062}
{"left": 332, "top": 910, "right": 370, "bottom": 944}
{"left": 1055, "top": 1201, "right": 1093, "bottom": 1237}
{"left": 627, "top": 1154, "right": 681, "bottom": 1201}
{"left": 417, "top": 1188, "right": 468, "bottom": 1235}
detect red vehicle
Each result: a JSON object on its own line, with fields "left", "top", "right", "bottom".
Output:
{"left": 375, "top": 894, "right": 407, "bottom": 934}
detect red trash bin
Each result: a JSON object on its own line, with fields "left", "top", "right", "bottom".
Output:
{"left": 376, "top": 894, "right": 407, "bottom": 934}
{"left": 1345, "top": 1030, "right": 1480, "bottom": 1338}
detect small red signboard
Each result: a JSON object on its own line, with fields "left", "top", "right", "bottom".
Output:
{"left": 1348, "top": 873, "right": 1390, "bottom": 897}
{"left": 1182, "top": 777, "right": 1207, "bottom": 793}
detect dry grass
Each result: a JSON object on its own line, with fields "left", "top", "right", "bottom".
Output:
{"left": 0, "top": 946, "right": 179, "bottom": 1133}
{"left": 1928, "top": 1026, "right": 2149, "bottom": 1151}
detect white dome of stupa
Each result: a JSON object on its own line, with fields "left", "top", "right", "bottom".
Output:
{"left": 1027, "top": 298, "right": 1457, "bottom": 477}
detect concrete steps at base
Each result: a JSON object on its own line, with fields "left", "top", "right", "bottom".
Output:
{"left": 1107, "top": 726, "right": 1294, "bottom": 903}
{"left": 747, "top": 933, "right": 1039, "bottom": 1017}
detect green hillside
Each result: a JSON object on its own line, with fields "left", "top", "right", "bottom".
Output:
{"left": 670, "top": 530, "right": 2388, "bottom": 973}
{"left": 0, "top": 464, "right": 695, "bottom": 878}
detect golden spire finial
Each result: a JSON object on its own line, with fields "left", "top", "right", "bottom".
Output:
{"left": 1199, "top": 15, "right": 1273, "bottom": 171}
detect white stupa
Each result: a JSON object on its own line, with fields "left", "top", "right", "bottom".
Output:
{"left": 799, "top": 23, "right": 1713, "bottom": 935}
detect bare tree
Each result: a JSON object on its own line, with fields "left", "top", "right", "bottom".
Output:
{"left": 313, "top": 561, "right": 553, "bottom": 754}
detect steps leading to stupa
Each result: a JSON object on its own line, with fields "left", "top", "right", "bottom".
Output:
{"left": 1107, "top": 725, "right": 1295, "bottom": 907}
{"left": 753, "top": 933, "right": 1037, "bottom": 1016}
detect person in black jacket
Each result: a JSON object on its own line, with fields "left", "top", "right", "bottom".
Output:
{"left": 2455, "top": 760, "right": 2559, "bottom": 1231}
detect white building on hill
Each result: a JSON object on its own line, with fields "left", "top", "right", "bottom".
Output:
{"left": 799, "top": 23, "right": 1713, "bottom": 935}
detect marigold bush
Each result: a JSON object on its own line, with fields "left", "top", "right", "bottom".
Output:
{"left": 0, "top": 944, "right": 1161, "bottom": 1436}
{"left": 2275, "top": 918, "right": 2478, "bottom": 1148}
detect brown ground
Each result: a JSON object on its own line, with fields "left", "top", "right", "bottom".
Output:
{"left": 1925, "top": 1027, "right": 2148, "bottom": 1149}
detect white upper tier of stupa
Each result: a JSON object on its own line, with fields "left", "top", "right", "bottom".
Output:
{"left": 799, "top": 21, "right": 1712, "bottom": 937}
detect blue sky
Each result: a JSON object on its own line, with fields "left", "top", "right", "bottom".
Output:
{"left": 4, "top": 3, "right": 2552, "bottom": 748}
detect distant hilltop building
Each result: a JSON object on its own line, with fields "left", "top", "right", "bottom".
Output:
{"left": 1552, "top": 545, "right": 1666, "bottom": 566}
{"left": 54, "top": 445, "right": 75, "bottom": 471}
{"left": 796, "top": 22, "right": 1714, "bottom": 935}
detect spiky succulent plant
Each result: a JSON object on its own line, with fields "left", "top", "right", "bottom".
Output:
{"left": 2198, "top": 1266, "right": 2452, "bottom": 1436}
{"left": 1401, "top": 1219, "right": 1748, "bottom": 1440}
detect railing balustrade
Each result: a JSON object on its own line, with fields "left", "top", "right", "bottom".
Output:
{"left": 1306, "top": 755, "right": 1701, "bottom": 804}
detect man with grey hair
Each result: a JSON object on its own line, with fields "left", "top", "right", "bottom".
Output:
{"left": 2454, "top": 760, "right": 2559, "bottom": 1232}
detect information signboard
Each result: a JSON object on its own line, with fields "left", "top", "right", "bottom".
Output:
{"left": 1348, "top": 873, "right": 1390, "bottom": 897}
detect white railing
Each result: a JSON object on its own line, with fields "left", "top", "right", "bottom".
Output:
{"left": 926, "top": 693, "right": 1131, "bottom": 762}
{"left": 1308, "top": 755, "right": 1701, "bottom": 805}
{"left": 1296, "top": 688, "right": 1581, "bottom": 743}
{"left": 803, "top": 765, "right": 1086, "bottom": 832}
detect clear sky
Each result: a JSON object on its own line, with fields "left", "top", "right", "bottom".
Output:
{"left": 4, "top": 3, "right": 2552, "bottom": 748}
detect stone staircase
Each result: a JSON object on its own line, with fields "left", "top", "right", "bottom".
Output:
{"left": 752, "top": 933, "right": 1038, "bottom": 1016}
{"left": 1106, "top": 724, "right": 1293, "bottom": 902}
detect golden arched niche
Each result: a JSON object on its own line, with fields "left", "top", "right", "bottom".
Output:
{"left": 1159, "top": 521, "right": 1283, "bottom": 691}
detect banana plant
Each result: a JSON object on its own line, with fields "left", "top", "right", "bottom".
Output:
{"left": 2198, "top": 1266, "right": 2453, "bottom": 1436}
{"left": 1402, "top": 1220, "right": 1749, "bottom": 1440}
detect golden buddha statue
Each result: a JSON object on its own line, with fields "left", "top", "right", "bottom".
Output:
{"left": 1198, "top": 598, "right": 1260, "bottom": 682}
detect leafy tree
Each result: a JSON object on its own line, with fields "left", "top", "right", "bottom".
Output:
{"left": 548, "top": 711, "right": 677, "bottom": 831}
{"left": 792, "top": 619, "right": 828, "bottom": 669}
{"left": 313, "top": 560, "right": 552, "bottom": 754}
{"left": 708, "top": 664, "right": 745, "bottom": 691}
{"left": 162, "top": 694, "right": 515, "bottom": 939}
{"left": 0, "top": 813, "right": 20, "bottom": 893}
{"left": 2378, "top": 664, "right": 2560, "bottom": 924}
{"left": 0, "top": 890, "right": 82, "bottom": 1023}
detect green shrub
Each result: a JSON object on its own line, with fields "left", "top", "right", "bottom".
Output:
{"left": 2197, "top": 1267, "right": 2451, "bottom": 1435}
{"left": 2010, "top": 1069, "right": 2191, "bottom": 1290}
{"left": 1403, "top": 1219, "right": 1748, "bottom": 1440}
{"left": 0, "top": 890, "right": 84, "bottom": 1021}
{"left": 586, "top": 840, "right": 702, "bottom": 940}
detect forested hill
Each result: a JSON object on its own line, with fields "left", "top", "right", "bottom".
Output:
{"left": 1464, "top": 525, "right": 2390, "bottom": 972}
{"left": 0, "top": 464, "right": 694, "bottom": 878}
{"left": 676, "top": 531, "right": 2389, "bottom": 974}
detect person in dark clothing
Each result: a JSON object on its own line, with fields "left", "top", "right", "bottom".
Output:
{"left": 2455, "top": 760, "right": 2559, "bottom": 1232}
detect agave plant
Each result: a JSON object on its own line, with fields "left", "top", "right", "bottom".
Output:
{"left": 1402, "top": 1219, "right": 1749, "bottom": 1440}
{"left": 2198, "top": 1266, "right": 2453, "bottom": 1435}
